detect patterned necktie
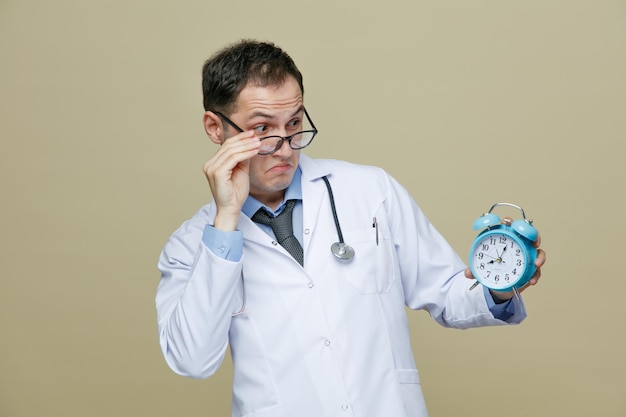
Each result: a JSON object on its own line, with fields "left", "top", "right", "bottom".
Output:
{"left": 252, "top": 199, "right": 304, "bottom": 266}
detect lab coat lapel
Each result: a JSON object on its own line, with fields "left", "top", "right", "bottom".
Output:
{"left": 298, "top": 155, "right": 332, "bottom": 256}
{"left": 238, "top": 214, "right": 286, "bottom": 251}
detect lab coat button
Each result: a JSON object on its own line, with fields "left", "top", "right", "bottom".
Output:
{"left": 304, "top": 228, "right": 310, "bottom": 235}
{"left": 341, "top": 405, "right": 349, "bottom": 411}
{"left": 324, "top": 339, "right": 331, "bottom": 346}
{"left": 271, "top": 241, "right": 278, "bottom": 246}
{"left": 307, "top": 282, "right": 314, "bottom": 289}
{"left": 218, "top": 245, "right": 225, "bottom": 253}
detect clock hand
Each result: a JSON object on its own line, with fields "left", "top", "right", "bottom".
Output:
{"left": 499, "top": 245, "right": 507, "bottom": 263}
{"left": 482, "top": 253, "right": 500, "bottom": 264}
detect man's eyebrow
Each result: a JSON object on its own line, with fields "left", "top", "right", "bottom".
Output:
{"left": 290, "top": 105, "right": 305, "bottom": 118}
{"left": 249, "top": 105, "right": 304, "bottom": 120}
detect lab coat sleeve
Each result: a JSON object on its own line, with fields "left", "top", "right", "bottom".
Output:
{"left": 385, "top": 175, "right": 527, "bottom": 328}
{"left": 156, "top": 213, "right": 244, "bottom": 379}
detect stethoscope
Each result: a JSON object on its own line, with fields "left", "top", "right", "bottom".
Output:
{"left": 322, "top": 176, "right": 355, "bottom": 261}
{"left": 232, "top": 175, "right": 355, "bottom": 316}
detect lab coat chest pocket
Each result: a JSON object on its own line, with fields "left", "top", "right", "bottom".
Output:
{"left": 341, "top": 221, "right": 396, "bottom": 294}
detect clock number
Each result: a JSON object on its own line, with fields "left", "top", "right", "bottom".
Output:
{"left": 499, "top": 236, "right": 507, "bottom": 244}
{"left": 482, "top": 244, "right": 489, "bottom": 251}
{"left": 516, "top": 259, "right": 522, "bottom": 267}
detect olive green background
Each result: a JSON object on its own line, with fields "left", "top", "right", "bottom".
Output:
{"left": 1, "top": 1, "right": 625, "bottom": 416}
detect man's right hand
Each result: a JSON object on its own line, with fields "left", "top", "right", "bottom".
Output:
{"left": 202, "top": 130, "right": 260, "bottom": 231}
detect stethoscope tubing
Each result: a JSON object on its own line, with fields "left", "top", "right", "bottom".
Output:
{"left": 322, "top": 176, "right": 355, "bottom": 260}
{"left": 322, "top": 176, "right": 345, "bottom": 244}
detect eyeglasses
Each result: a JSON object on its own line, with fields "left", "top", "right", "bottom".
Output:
{"left": 213, "top": 107, "right": 318, "bottom": 155}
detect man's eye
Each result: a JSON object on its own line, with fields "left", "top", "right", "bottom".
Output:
{"left": 288, "top": 119, "right": 301, "bottom": 128}
{"left": 254, "top": 125, "right": 269, "bottom": 133}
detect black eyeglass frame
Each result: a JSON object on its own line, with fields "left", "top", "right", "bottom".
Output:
{"left": 213, "top": 107, "right": 318, "bottom": 155}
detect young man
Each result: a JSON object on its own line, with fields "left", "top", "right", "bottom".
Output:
{"left": 156, "top": 40, "right": 546, "bottom": 417}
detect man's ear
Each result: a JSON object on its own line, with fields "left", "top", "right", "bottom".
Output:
{"left": 203, "top": 111, "right": 223, "bottom": 145}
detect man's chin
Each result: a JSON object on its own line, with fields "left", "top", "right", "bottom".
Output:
{"left": 251, "top": 176, "right": 293, "bottom": 197}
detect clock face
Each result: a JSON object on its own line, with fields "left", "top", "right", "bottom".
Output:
{"left": 470, "top": 231, "right": 529, "bottom": 291}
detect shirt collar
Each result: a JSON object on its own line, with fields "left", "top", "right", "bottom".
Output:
{"left": 241, "top": 167, "right": 302, "bottom": 218}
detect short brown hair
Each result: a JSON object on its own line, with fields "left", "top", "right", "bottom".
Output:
{"left": 201, "top": 40, "right": 304, "bottom": 113}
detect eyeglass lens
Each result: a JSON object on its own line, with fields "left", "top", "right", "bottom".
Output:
{"left": 258, "top": 132, "right": 316, "bottom": 155}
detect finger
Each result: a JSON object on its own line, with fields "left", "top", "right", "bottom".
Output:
{"left": 528, "top": 269, "right": 541, "bottom": 285}
{"left": 528, "top": 253, "right": 545, "bottom": 285}
{"left": 464, "top": 267, "right": 474, "bottom": 279}
{"left": 209, "top": 130, "right": 258, "bottom": 162}
{"left": 204, "top": 133, "right": 259, "bottom": 175}
{"left": 535, "top": 248, "right": 546, "bottom": 266}
{"left": 533, "top": 232, "right": 542, "bottom": 248}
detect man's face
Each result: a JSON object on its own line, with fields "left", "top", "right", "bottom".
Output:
{"left": 225, "top": 77, "right": 304, "bottom": 207}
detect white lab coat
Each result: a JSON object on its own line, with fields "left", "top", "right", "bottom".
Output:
{"left": 156, "top": 154, "right": 526, "bottom": 417}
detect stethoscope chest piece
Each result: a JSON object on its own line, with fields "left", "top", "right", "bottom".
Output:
{"left": 331, "top": 242, "right": 355, "bottom": 260}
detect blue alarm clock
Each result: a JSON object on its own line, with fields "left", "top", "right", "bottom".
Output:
{"left": 469, "top": 202, "right": 538, "bottom": 292}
